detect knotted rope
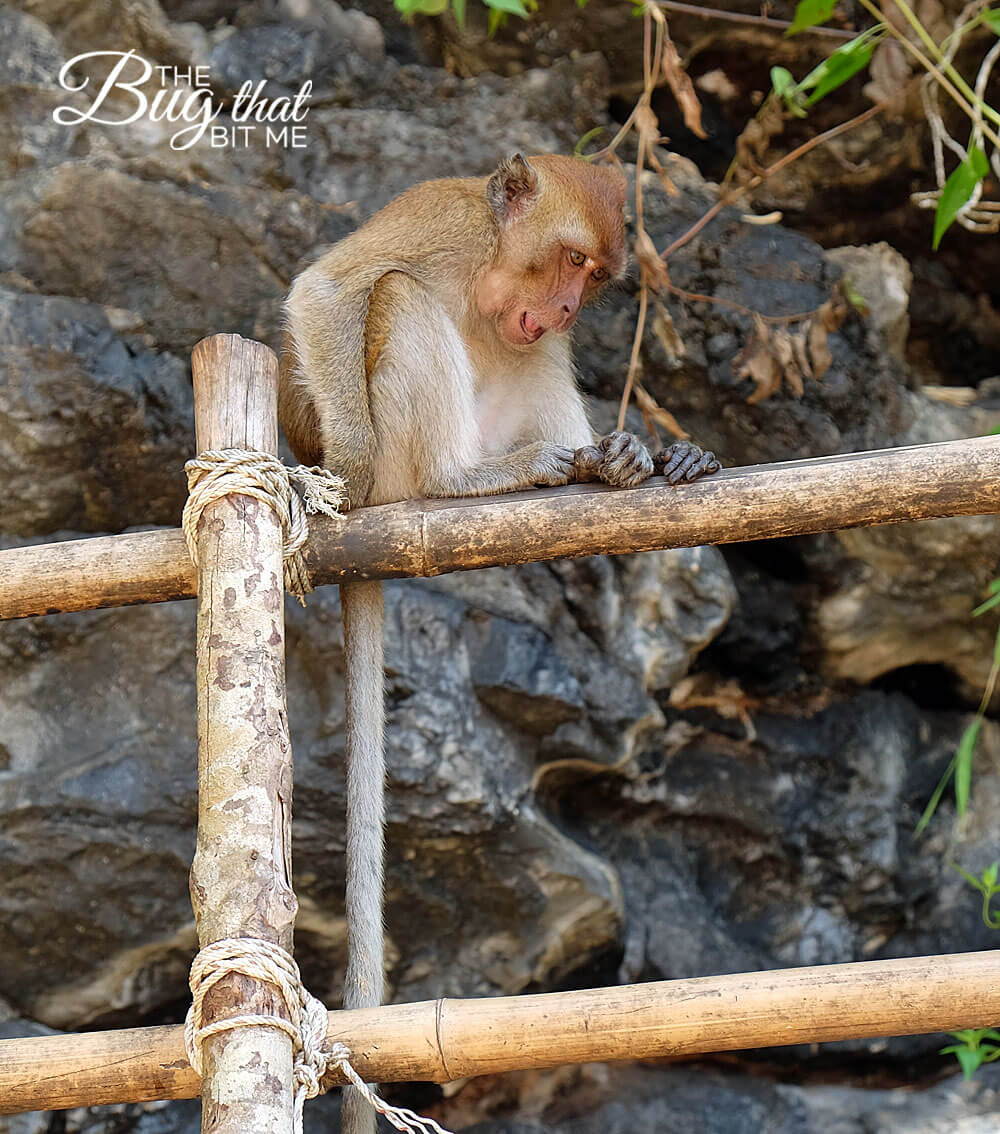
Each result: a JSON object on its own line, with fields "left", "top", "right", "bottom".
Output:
{"left": 186, "top": 937, "right": 455, "bottom": 1134}
{"left": 183, "top": 448, "right": 345, "bottom": 605}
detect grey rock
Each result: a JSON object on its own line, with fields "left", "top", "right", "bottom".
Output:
{"left": 5, "top": 0, "right": 211, "bottom": 75}
{"left": 0, "top": 288, "right": 193, "bottom": 535}
{"left": 574, "top": 159, "right": 913, "bottom": 469}
{"left": 540, "top": 690, "right": 1000, "bottom": 1063}
{"left": 458, "top": 1063, "right": 1000, "bottom": 1134}
{"left": 0, "top": 165, "right": 354, "bottom": 353}
{"left": 285, "top": 54, "right": 613, "bottom": 214}
{"left": 827, "top": 243, "right": 913, "bottom": 360}
{"left": 0, "top": 7, "right": 64, "bottom": 85}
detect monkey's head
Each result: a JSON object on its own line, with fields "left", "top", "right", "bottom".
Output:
{"left": 477, "top": 153, "right": 627, "bottom": 348}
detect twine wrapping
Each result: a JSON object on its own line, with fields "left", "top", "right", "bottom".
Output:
{"left": 183, "top": 448, "right": 344, "bottom": 605}
{"left": 185, "top": 937, "right": 455, "bottom": 1134}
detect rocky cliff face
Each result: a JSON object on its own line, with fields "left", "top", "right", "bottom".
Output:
{"left": 2, "top": 1, "right": 1000, "bottom": 1131}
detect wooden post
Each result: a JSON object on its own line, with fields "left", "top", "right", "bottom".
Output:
{"left": 188, "top": 334, "right": 297, "bottom": 1133}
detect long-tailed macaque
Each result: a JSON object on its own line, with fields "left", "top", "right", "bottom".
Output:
{"left": 279, "top": 153, "right": 718, "bottom": 1134}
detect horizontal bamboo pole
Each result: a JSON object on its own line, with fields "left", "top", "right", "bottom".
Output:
{"left": 2, "top": 951, "right": 999, "bottom": 1114}
{"left": 1, "top": 436, "right": 999, "bottom": 621}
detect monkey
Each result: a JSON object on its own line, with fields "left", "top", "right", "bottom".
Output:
{"left": 279, "top": 153, "right": 719, "bottom": 1134}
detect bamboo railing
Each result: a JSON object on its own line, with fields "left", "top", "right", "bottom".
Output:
{"left": 2, "top": 334, "right": 999, "bottom": 1126}
{"left": 2, "top": 435, "right": 1000, "bottom": 620}
{"left": 2, "top": 952, "right": 999, "bottom": 1114}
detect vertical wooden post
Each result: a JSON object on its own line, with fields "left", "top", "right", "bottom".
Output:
{"left": 188, "top": 334, "right": 297, "bottom": 1134}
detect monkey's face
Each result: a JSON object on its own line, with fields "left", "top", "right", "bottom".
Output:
{"left": 479, "top": 153, "right": 626, "bottom": 349}
{"left": 477, "top": 245, "right": 616, "bottom": 347}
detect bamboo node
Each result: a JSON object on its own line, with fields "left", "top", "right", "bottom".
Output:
{"left": 185, "top": 938, "right": 455, "bottom": 1134}
{"left": 183, "top": 448, "right": 344, "bottom": 605}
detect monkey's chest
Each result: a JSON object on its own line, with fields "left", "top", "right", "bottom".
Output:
{"left": 474, "top": 385, "right": 527, "bottom": 457}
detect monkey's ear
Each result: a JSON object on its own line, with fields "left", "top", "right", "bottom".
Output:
{"left": 487, "top": 153, "right": 539, "bottom": 223}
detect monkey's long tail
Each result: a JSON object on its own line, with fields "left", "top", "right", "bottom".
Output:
{"left": 341, "top": 579, "right": 386, "bottom": 1134}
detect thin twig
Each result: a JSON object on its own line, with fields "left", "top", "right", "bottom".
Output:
{"left": 651, "top": 0, "right": 858, "bottom": 38}
{"left": 663, "top": 281, "right": 822, "bottom": 324}
{"left": 761, "top": 100, "right": 886, "bottom": 179}
{"left": 661, "top": 103, "right": 886, "bottom": 261}
{"left": 618, "top": 267, "right": 650, "bottom": 432}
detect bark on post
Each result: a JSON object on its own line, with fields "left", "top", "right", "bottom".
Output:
{"left": 188, "top": 333, "right": 297, "bottom": 1134}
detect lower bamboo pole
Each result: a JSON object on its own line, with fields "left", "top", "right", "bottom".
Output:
{"left": 1, "top": 952, "right": 998, "bottom": 1114}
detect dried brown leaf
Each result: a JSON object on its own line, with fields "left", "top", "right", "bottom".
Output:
{"left": 817, "top": 296, "right": 847, "bottom": 333}
{"left": 633, "top": 227, "right": 671, "bottom": 290}
{"left": 651, "top": 299, "right": 685, "bottom": 363}
{"left": 669, "top": 674, "right": 757, "bottom": 740}
{"left": 922, "top": 385, "right": 978, "bottom": 406}
{"left": 806, "top": 316, "right": 833, "bottom": 379}
{"left": 646, "top": 146, "right": 680, "bottom": 198}
{"left": 863, "top": 39, "right": 911, "bottom": 115}
{"left": 734, "top": 98, "right": 784, "bottom": 181}
{"left": 634, "top": 102, "right": 660, "bottom": 140}
{"left": 661, "top": 31, "right": 707, "bottom": 140}
{"left": 734, "top": 315, "right": 781, "bottom": 403}
{"left": 791, "top": 328, "right": 813, "bottom": 381}
{"left": 633, "top": 384, "right": 688, "bottom": 439}
{"left": 772, "top": 329, "right": 804, "bottom": 398}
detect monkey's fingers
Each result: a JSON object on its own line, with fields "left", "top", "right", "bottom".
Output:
{"left": 599, "top": 431, "right": 632, "bottom": 459}
{"left": 574, "top": 444, "right": 603, "bottom": 483}
{"left": 597, "top": 431, "right": 654, "bottom": 489}
{"left": 529, "top": 443, "right": 576, "bottom": 487}
{"left": 654, "top": 441, "right": 722, "bottom": 485}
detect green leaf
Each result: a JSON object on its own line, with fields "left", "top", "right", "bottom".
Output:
{"left": 803, "top": 36, "right": 875, "bottom": 104}
{"left": 451, "top": 0, "right": 466, "bottom": 26}
{"left": 990, "top": 423, "right": 1000, "bottom": 434}
{"left": 984, "top": 9, "right": 1000, "bottom": 34}
{"left": 955, "top": 717, "right": 982, "bottom": 816}
{"left": 771, "top": 66, "right": 807, "bottom": 117}
{"left": 484, "top": 0, "right": 528, "bottom": 14}
{"left": 953, "top": 862, "right": 987, "bottom": 893}
{"left": 916, "top": 752, "right": 956, "bottom": 834}
{"left": 956, "top": 1045, "right": 987, "bottom": 1079}
{"left": 972, "top": 591, "right": 1000, "bottom": 616}
{"left": 985, "top": 862, "right": 1000, "bottom": 888}
{"left": 770, "top": 66, "right": 797, "bottom": 97}
{"left": 933, "top": 146, "right": 990, "bottom": 249}
{"left": 787, "top": 0, "right": 838, "bottom": 35}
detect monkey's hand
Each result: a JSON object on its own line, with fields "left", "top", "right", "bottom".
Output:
{"left": 522, "top": 440, "right": 577, "bottom": 487}
{"left": 577, "top": 431, "right": 655, "bottom": 489}
{"left": 653, "top": 440, "right": 722, "bottom": 485}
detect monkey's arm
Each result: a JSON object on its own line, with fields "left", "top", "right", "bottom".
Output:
{"left": 522, "top": 345, "right": 652, "bottom": 490}
{"left": 283, "top": 269, "right": 379, "bottom": 508}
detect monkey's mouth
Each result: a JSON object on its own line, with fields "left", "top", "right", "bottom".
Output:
{"left": 519, "top": 311, "right": 546, "bottom": 343}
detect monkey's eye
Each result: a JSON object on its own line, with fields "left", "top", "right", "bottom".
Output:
{"left": 591, "top": 267, "right": 609, "bottom": 283}
{"left": 568, "top": 250, "right": 587, "bottom": 267}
